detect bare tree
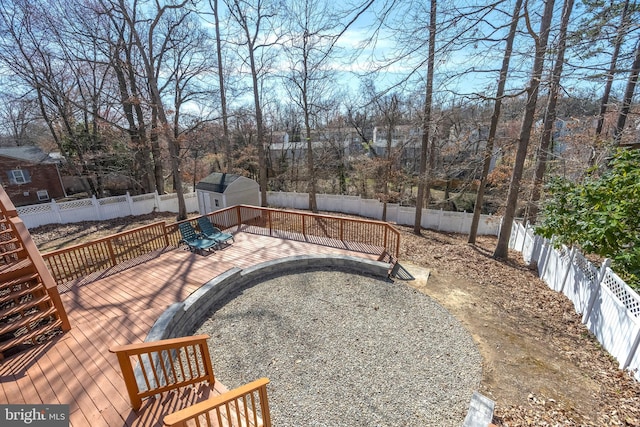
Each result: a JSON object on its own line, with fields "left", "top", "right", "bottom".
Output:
{"left": 108, "top": 0, "right": 194, "bottom": 219}
{"left": 613, "top": 37, "right": 640, "bottom": 146}
{"left": 414, "top": 0, "right": 437, "bottom": 235}
{"left": 372, "top": 91, "right": 403, "bottom": 221}
{"left": 595, "top": 0, "right": 633, "bottom": 139}
{"left": 209, "top": 0, "right": 233, "bottom": 172}
{"left": 225, "top": 0, "right": 283, "bottom": 207}
{"left": 0, "top": 0, "right": 99, "bottom": 196}
{"left": 526, "top": 0, "right": 575, "bottom": 223}
{"left": 494, "top": 0, "right": 556, "bottom": 259}
{"left": 468, "top": 0, "right": 523, "bottom": 243}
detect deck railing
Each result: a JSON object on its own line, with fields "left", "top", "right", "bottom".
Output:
{"left": 109, "top": 334, "right": 215, "bottom": 411}
{"left": 44, "top": 205, "right": 400, "bottom": 288}
{"left": 172, "top": 205, "right": 401, "bottom": 259}
{"left": 163, "top": 377, "right": 271, "bottom": 427}
{"left": 43, "top": 222, "right": 171, "bottom": 289}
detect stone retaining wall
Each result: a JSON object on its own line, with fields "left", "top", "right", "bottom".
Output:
{"left": 145, "top": 255, "right": 391, "bottom": 342}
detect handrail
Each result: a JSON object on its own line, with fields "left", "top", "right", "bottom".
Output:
{"left": 210, "top": 205, "right": 400, "bottom": 259}
{"left": 109, "top": 334, "right": 215, "bottom": 411}
{"left": 43, "top": 221, "right": 169, "bottom": 285}
{"left": 44, "top": 205, "right": 400, "bottom": 287}
{"left": 163, "top": 377, "right": 271, "bottom": 427}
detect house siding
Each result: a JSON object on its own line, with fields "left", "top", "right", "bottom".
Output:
{"left": 0, "top": 156, "right": 65, "bottom": 206}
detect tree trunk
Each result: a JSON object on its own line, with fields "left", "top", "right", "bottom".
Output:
{"left": 494, "top": 0, "right": 555, "bottom": 259}
{"left": 613, "top": 37, "right": 640, "bottom": 146}
{"left": 468, "top": 0, "right": 522, "bottom": 243}
{"left": 212, "top": 0, "right": 232, "bottom": 172}
{"left": 414, "top": 0, "right": 437, "bottom": 235}
{"left": 527, "top": 0, "right": 574, "bottom": 224}
{"left": 595, "top": 0, "right": 630, "bottom": 138}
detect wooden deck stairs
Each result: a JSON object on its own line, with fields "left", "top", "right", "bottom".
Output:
{"left": 0, "top": 188, "right": 70, "bottom": 361}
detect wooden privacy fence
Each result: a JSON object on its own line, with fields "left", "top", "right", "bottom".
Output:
{"left": 44, "top": 205, "right": 400, "bottom": 288}
{"left": 163, "top": 377, "right": 271, "bottom": 427}
{"left": 109, "top": 334, "right": 215, "bottom": 411}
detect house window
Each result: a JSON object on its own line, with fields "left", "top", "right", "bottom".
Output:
{"left": 214, "top": 199, "right": 220, "bottom": 207}
{"left": 8, "top": 169, "right": 31, "bottom": 184}
{"left": 37, "top": 190, "right": 50, "bottom": 201}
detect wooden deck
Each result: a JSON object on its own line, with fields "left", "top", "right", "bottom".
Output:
{"left": 0, "top": 231, "right": 379, "bottom": 426}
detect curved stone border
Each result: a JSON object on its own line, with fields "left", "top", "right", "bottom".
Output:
{"left": 145, "top": 255, "right": 391, "bottom": 343}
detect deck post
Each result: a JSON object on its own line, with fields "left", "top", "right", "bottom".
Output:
{"left": 114, "top": 350, "right": 143, "bottom": 411}
{"left": 107, "top": 238, "right": 117, "bottom": 268}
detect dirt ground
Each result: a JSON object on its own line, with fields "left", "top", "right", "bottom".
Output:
{"left": 29, "top": 213, "right": 640, "bottom": 426}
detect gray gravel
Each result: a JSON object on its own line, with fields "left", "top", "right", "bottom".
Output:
{"left": 194, "top": 270, "right": 482, "bottom": 426}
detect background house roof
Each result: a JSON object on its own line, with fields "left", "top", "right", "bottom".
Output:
{"left": 0, "top": 146, "right": 60, "bottom": 164}
{"left": 195, "top": 172, "right": 245, "bottom": 193}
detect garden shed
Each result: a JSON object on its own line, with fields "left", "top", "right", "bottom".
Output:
{"left": 195, "top": 172, "right": 259, "bottom": 215}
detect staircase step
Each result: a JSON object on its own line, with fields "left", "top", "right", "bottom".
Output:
{"left": 0, "top": 272, "right": 40, "bottom": 293}
{"left": 0, "top": 244, "right": 23, "bottom": 257}
{"left": 0, "top": 258, "right": 35, "bottom": 282}
{"left": 0, "top": 280, "right": 46, "bottom": 307}
{"left": 0, "top": 318, "right": 63, "bottom": 357}
{"left": 0, "top": 305, "right": 57, "bottom": 337}
{"left": 0, "top": 294, "right": 51, "bottom": 320}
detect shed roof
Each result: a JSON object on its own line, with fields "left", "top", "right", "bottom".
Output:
{"left": 195, "top": 173, "right": 245, "bottom": 193}
{"left": 0, "top": 146, "right": 61, "bottom": 164}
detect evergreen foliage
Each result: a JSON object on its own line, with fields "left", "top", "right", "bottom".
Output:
{"left": 536, "top": 148, "right": 640, "bottom": 289}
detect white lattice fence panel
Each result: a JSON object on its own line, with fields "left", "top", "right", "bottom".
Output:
{"left": 477, "top": 214, "right": 501, "bottom": 236}
{"left": 130, "top": 193, "right": 157, "bottom": 215}
{"left": 563, "top": 251, "right": 599, "bottom": 314}
{"left": 586, "top": 268, "right": 640, "bottom": 369}
{"left": 542, "top": 245, "right": 571, "bottom": 292}
{"left": 438, "top": 211, "right": 467, "bottom": 233}
{"left": 397, "top": 207, "right": 415, "bottom": 227}
{"left": 17, "top": 203, "right": 59, "bottom": 228}
{"left": 184, "top": 192, "right": 198, "bottom": 212}
{"left": 516, "top": 223, "right": 527, "bottom": 250}
{"left": 360, "top": 198, "right": 383, "bottom": 220}
{"left": 57, "top": 199, "right": 97, "bottom": 223}
{"left": 532, "top": 237, "right": 552, "bottom": 277}
{"left": 98, "top": 195, "right": 130, "bottom": 219}
{"left": 521, "top": 227, "right": 536, "bottom": 265}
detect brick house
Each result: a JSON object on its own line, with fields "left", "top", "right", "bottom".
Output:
{"left": 0, "top": 146, "right": 66, "bottom": 206}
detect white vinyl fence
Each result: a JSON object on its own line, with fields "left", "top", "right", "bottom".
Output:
{"left": 266, "top": 191, "right": 502, "bottom": 235}
{"left": 509, "top": 222, "right": 640, "bottom": 381}
{"left": 17, "top": 191, "right": 198, "bottom": 229}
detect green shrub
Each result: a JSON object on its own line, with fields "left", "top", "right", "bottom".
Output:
{"left": 536, "top": 148, "right": 640, "bottom": 290}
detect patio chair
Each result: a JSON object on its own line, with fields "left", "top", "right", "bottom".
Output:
{"left": 178, "top": 222, "right": 218, "bottom": 254}
{"left": 197, "top": 217, "right": 235, "bottom": 248}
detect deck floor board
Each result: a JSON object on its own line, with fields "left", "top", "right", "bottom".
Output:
{"left": 1, "top": 232, "right": 380, "bottom": 426}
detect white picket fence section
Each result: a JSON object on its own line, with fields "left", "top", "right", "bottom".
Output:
{"left": 17, "top": 191, "right": 199, "bottom": 229}
{"left": 266, "top": 191, "right": 502, "bottom": 235}
{"left": 509, "top": 222, "right": 640, "bottom": 381}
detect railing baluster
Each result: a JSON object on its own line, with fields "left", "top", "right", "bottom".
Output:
{"left": 250, "top": 392, "right": 258, "bottom": 426}
{"left": 215, "top": 406, "right": 223, "bottom": 426}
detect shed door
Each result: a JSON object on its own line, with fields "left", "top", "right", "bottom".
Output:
{"left": 203, "top": 193, "right": 212, "bottom": 214}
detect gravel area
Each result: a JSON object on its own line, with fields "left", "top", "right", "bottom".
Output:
{"left": 194, "top": 269, "right": 482, "bottom": 426}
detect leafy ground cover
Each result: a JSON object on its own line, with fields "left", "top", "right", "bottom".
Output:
{"left": 29, "top": 213, "right": 640, "bottom": 425}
